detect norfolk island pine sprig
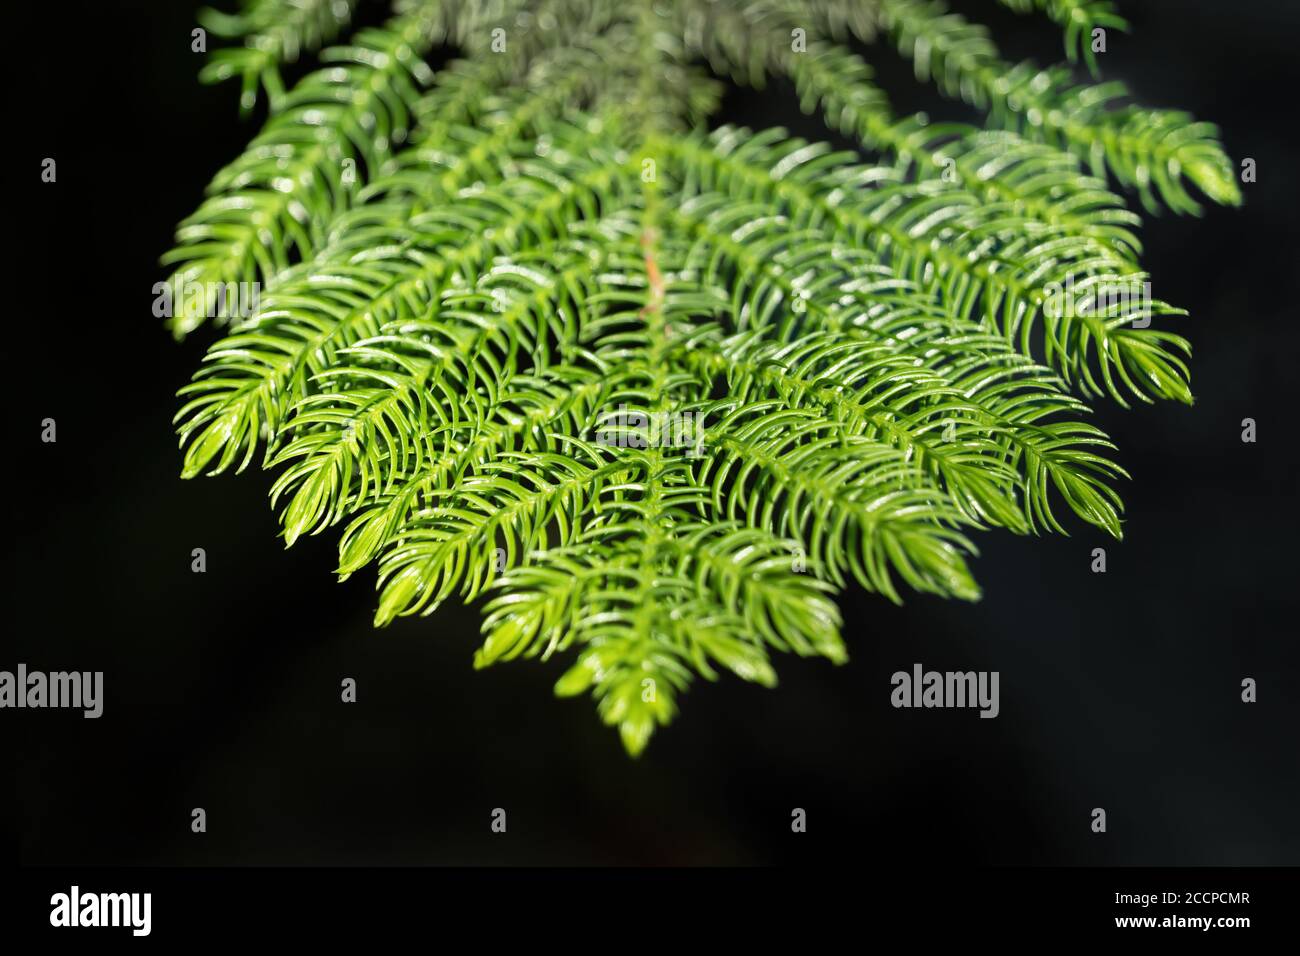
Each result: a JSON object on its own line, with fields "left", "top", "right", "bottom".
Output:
{"left": 164, "top": 0, "right": 1240, "bottom": 755}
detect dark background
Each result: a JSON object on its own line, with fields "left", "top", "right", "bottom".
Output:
{"left": 6, "top": 0, "right": 1298, "bottom": 867}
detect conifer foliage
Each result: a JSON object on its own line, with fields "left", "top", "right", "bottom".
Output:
{"left": 167, "top": 0, "right": 1239, "bottom": 754}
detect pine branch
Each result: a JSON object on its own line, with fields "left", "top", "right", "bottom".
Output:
{"left": 660, "top": 128, "right": 1192, "bottom": 406}
{"left": 200, "top": 0, "right": 360, "bottom": 113}
{"left": 778, "top": 44, "right": 1143, "bottom": 259}
{"left": 167, "top": 0, "right": 1237, "bottom": 754}
{"left": 164, "top": 2, "right": 453, "bottom": 337}
{"left": 176, "top": 117, "right": 634, "bottom": 479}
{"left": 874, "top": 0, "right": 1241, "bottom": 214}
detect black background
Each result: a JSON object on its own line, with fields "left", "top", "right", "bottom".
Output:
{"left": 6, "top": 0, "right": 1298, "bottom": 869}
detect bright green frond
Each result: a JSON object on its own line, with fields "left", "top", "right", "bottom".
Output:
{"left": 168, "top": 0, "right": 1235, "bottom": 753}
{"left": 875, "top": 0, "right": 1240, "bottom": 214}
{"left": 661, "top": 127, "right": 1191, "bottom": 406}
